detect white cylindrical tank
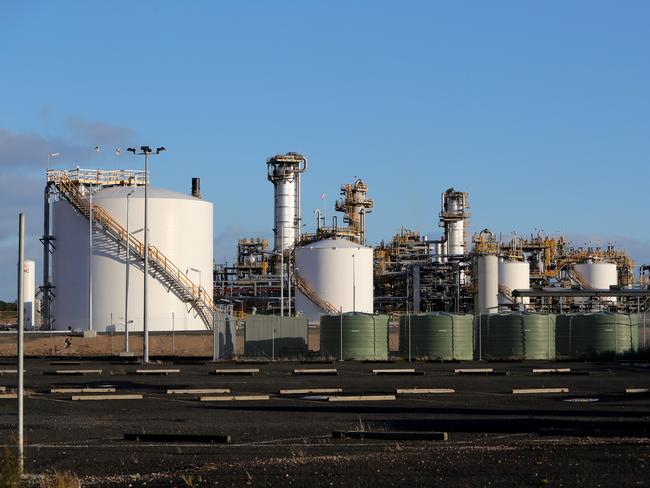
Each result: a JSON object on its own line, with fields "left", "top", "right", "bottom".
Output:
{"left": 574, "top": 261, "right": 618, "bottom": 289}
{"left": 475, "top": 254, "right": 498, "bottom": 314}
{"left": 498, "top": 260, "right": 530, "bottom": 307}
{"left": 22, "top": 259, "right": 36, "bottom": 329}
{"left": 573, "top": 261, "right": 618, "bottom": 306}
{"left": 294, "top": 238, "right": 373, "bottom": 323}
{"left": 52, "top": 185, "right": 213, "bottom": 332}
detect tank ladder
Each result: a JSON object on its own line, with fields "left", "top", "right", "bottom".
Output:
{"left": 293, "top": 272, "right": 339, "bottom": 315}
{"left": 48, "top": 171, "right": 215, "bottom": 329}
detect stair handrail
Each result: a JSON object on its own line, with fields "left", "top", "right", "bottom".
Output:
{"left": 293, "top": 271, "right": 339, "bottom": 314}
{"left": 50, "top": 171, "right": 215, "bottom": 327}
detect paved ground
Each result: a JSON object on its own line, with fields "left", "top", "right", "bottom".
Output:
{"left": 0, "top": 359, "right": 649, "bottom": 486}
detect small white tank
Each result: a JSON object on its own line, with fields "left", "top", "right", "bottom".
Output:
{"left": 294, "top": 238, "right": 373, "bottom": 323}
{"left": 22, "top": 259, "right": 36, "bottom": 329}
{"left": 573, "top": 261, "right": 618, "bottom": 307}
{"left": 574, "top": 261, "right": 618, "bottom": 289}
{"left": 475, "top": 254, "right": 498, "bottom": 314}
{"left": 52, "top": 186, "right": 213, "bottom": 332}
{"left": 498, "top": 260, "right": 530, "bottom": 307}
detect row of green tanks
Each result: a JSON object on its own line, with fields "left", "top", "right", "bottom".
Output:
{"left": 555, "top": 313, "right": 639, "bottom": 359}
{"left": 398, "top": 313, "right": 474, "bottom": 360}
{"left": 479, "top": 312, "right": 638, "bottom": 360}
{"left": 320, "top": 312, "right": 390, "bottom": 360}
{"left": 319, "top": 311, "right": 639, "bottom": 361}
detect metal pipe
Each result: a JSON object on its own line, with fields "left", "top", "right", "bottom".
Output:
{"left": 17, "top": 213, "right": 25, "bottom": 472}
{"left": 352, "top": 253, "right": 356, "bottom": 313}
{"left": 42, "top": 183, "right": 51, "bottom": 332}
{"left": 88, "top": 187, "right": 93, "bottom": 331}
{"left": 143, "top": 152, "right": 149, "bottom": 362}
{"left": 287, "top": 252, "right": 292, "bottom": 317}
{"left": 340, "top": 306, "right": 343, "bottom": 361}
{"left": 125, "top": 190, "right": 133, "bottom": 353}
{"left": 280, "top": 226, "right": 284, "bottom": 317}
{"left": 212, "top": 308, "right": 217, "bottom": 361}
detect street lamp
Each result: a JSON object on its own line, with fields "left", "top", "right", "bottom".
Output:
{"left": 127, "top": 145, "right": 166, "bottom": 362}
{"left": 187, "top": 267, "right": 202, "bottom": 292}
{"left": 47, "top": 152, "right": 60, "bottom": 171}
{"left": 124, "top": 189, "right": 134, "bottom": 354}
{"left": 352, "top": 253, "right": 356, "bottom": 313}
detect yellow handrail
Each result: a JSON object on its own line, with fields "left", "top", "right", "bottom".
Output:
{"left": 51, "top": 172, "right": 215, "bottom": 326}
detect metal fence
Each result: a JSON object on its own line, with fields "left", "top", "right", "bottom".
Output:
{"left": 242, "top": 316, "right": 309, "bottom": 359}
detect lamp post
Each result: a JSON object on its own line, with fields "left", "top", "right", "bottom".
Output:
{"left": 47, "top": 152, "right": 60, "bottom": 172}
{"left": 352, "top": 253, "right": 356, "bottom": 313}
{"left": 187, "top": 267, "right": 202, "bottom": 292}
{"left": 88, "top": 185, "right": 93, "bottom": 331}
{"left": 17, "top": 213, "right": 25, "bottom": 472}
{"left": 124, "top": 189, "right": 134, "bottom": 353}
{"left": 280, "top": 226, "right": 284, "bottom": 317}
{"left": 127, "top": 146, "right": 165, "bottom": 363}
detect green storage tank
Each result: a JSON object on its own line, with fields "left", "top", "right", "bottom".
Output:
{"left": 398, "top": 313, "right": 473, "bottom": 360}
{"left": 320, "top": 313, "right": 389, "bottom": 360}
{"left": 556, "top": 313, "right": 638, "bottom": 359}
{"left": 480, "top": 312, "right": 556, "bottom": 360}
{"left": 555, "top": 314, "right": 572, "bottom": 358}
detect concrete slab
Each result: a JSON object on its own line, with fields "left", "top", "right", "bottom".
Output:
{"left": 279, "top": 388, "right": 343, "bottom": 395}
{"left": 396, "top": 388, "right": 455, "bottom": 394}
{"left": 134, "top": 369, "right": 180, "bottom": 375}
{"left": 199, "top": 395, "right": 269, "bottom": 401}
{"left": 327, "top": 395, "right": 396, "bottom": 402}
{"left": 167, "top": 388, "right": 230, "bottom": 395}
{"left": 292, "top": 369, "right": 338, "bottom": 375}
{"left": 71, "top": 394, "right": 143, "bottom": 401}
{"left": 512, "top": 388, "right": 569, "bottom": 394}
{"left": 212, "top": 369, "right": 259, "bottom": 375}
{"left": 51, "top": 387, "right": 116, "bottom": 393}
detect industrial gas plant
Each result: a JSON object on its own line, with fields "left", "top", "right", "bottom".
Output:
{"left": 22, "top": 151, "right": 649, "bottom": 361}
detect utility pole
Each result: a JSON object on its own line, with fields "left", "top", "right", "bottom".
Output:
{"left": 17, "top": 213, "right": 25, "bottom": 472}
{"left": 127, "top": 146, "right": 165, "bottom": 363}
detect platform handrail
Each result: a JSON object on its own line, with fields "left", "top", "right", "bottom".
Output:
{"left": 50, "top": 171, "right": 215, "bottom": 329}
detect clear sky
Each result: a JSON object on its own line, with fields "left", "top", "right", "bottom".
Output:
{"left": 1, "top": 1, "right": 649, "bottom": 300}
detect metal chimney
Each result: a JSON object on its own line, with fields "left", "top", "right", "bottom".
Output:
{"left": 191, "top": 178, "right": 202, "bottom": 199}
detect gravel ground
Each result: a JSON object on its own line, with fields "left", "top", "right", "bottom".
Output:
{"left": 0, "top": 359, "right": 648, "bottom": 486}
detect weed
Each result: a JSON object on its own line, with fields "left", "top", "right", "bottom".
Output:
{"left": 39, "top": 471, "right": 80, "bottom": 488}
{"left": 0, "top": 444, "right": 22, "bottom": 488}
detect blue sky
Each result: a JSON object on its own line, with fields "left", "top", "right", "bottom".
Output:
{"left": 1, "top": 1, "right": 649, "bottom": 300}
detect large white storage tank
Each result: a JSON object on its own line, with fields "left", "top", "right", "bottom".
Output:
{"left": 573, "top": 260, "right": 618, "bottom": 306}
{"left": 52, "top": 185, "right": 213, "bottom": 331}
{"left": 573, "top": 261, "right": 618, "bottom": 289}
{"left": 294, "top": 238, "right": 373, "bottom": 323}
{"left": 22, "top": 259, "right": 36, "bottom": 329}
{"left": 498, "top": 259, "right": 530, "bottom": 307}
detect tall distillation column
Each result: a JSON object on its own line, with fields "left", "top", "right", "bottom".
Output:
{"left": 440, "top": 188, "right": 470, "bottom": 257}
{"left": 267, "top": 153, "right": 308, "bottom": 252}
{"left": 335, "top": 179, "right": 374, "bottom": 244}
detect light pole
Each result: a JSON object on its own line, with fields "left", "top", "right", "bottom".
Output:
{"left": 127, "top": 146, "right": 165, "bottom": 363}
{"left": 88, "top": 184, "right": 93, "bottom": 331}
{"left": 17, "top": 213, "right": 25, "bottom": 472}
{"left": 352, "top": 253, "right": 356, "bottom": 313}
{"left": 187, "top": 267, "right": 202, "bottom": 292}
{"left": 280, "top": 226, "right": 284, "bottom": 317}
{"left": 47, "top": 152, "right": 60, "bottom": 171}
{"left": 124, "top": 189, "right": 134, "bottom": 353}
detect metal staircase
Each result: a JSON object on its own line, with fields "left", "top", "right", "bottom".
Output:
{"left": 498, "top": 284, "right": 514, "bottom": 303}
{"left": 48, "top": 170, "right": 215, "bottom": 329}
{"left": 293, "top": 271, "right": 339, "bottom": 315}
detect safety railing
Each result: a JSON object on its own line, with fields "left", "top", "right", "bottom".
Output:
{"left": 50, "top": 171, "right": 215, "bottom": 329}
{"left": 293, "top": 272, "right": 339, "bottom": 315}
